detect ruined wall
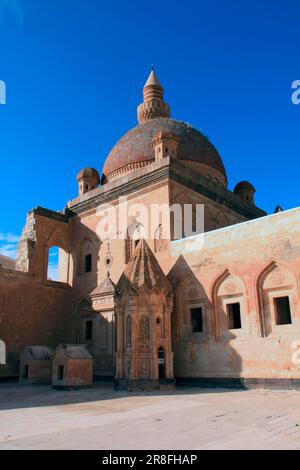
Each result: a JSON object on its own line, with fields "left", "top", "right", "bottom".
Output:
{"left": 0, "top": 208, "right": 74, "bottom": 378}
{"left": 169, "top": 207, "right": 300, "bottom": 382}
{"left": 0, "top": 255, "right": 15, "bottom": 270}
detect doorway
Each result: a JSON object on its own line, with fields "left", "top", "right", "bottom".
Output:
{"left": 158, "top": 347, "right": 166, "bottom": 380}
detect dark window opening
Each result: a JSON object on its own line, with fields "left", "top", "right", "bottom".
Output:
{"left": 274, "top": 296, "right": 292, "bottom": 325}
{"left": 57, "top": 365, "right": 64, "bottom": 381}
{"left": 85, "top": 184, "right": 89, "bottom": 190}
{"left": 85, "top": 320, "right": 93, "bottom": 340}
{"left": 85, "top": 254, "right": 92, "bottom": 273}
{"left": 23, "top": 364, "right": 29, "bottom": 379}
{"left": 227, "top": 303, "right": 242, "bottom": 329}
{"left": 191, "top": 307, "right": 203, "bottom": 332}
{"left": 158, "top": 347, "right": 165, "bottom": 380}
{"left": 156, "top": 317, "right": 161, "bottom": 325}
{"left": 165, "top": 147, "right": 168, "bottom": 154}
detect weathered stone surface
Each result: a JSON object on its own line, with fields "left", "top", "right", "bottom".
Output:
{"left": 2, "top": 384, "right": 300, "bottom": 449}
{"left": 19, "top": 346, "right": 53, "bottom": 384}
{"left": 0, "top": 255, "right": 15, "bottom": 270}
{"left": 1, "top": 70, "right": 299, "bottom": 389}
{"left": 115, "top": 240, "right": 174, "bottom": 390}
{"left": 52, "top": 344, "right": 93, "bottom": 388}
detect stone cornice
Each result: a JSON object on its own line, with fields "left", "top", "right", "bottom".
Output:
{"left": 66, "top": 159, "right": 266, "bottom": 219}
{"left": 169, "top": 159, "right": 266, "bottom": 219}
{"left": 67, "top": 164, "right": 171, "bottom": 216}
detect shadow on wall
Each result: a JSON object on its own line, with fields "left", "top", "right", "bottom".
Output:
{"left": 168, "top": 255, "right": 242, "bottom": 384}
{"left": 0, "top": 211, "right": 103, "bottom": 379}
{"left": 76, "top": 299, "right": 114, "bottom": 377}
{"left": 72, "top": 221, "right": 117, "bottom": 378}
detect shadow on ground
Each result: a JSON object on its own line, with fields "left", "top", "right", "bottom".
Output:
{"left": 0, "top": 381, "right": 247, "bottom": 411}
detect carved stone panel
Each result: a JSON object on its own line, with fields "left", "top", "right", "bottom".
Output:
{"left": 139, "top": 315, "right": 149, "bottom": 343}
{"left": 138, "top": 357, "right": 150, "bottom": 379}
{"left": 125, "top": 315, "right": 132, "bottom": 348}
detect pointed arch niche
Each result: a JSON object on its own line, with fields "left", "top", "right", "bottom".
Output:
{"left": 76, "top": 298, "right": 93, "bottom": 344}
{"left": 77, "top": 238, "right": 93, "bottom": 276}
{"left": 212, "top": 270, "right": 249, "bottom": 340}
{"left": 257, "top": 262, "right": 299, "bottom": 337}
{"left": 176, "top": 277, "right": 208, "bottom": 342}
{"left": 125, "top": 220, "right": 145, "bottom": 263}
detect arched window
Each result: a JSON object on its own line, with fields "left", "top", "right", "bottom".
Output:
{"left": 213, "top": 271, "right": 248, "bottom": 340}
{"left": 258, "top": 263, "right": 296, "bottom": 336}
{"left": 77, "top": 299, "right": 92, "bottom": 343}
{"left": 0, "top": 340, "right": 6, "bottom": 365}
{"left": 155, "top": 316, "right": 164, "bottom": 338}
{"left": 177, "top": 278, "right": 207, "bottom": 340}
{"left": 47, "top": 246, "right": 70, "bottom": 283}
{"left": 125, "top": 221, "right": 145, "bottom": 263}
{"left": 78, "top": 238, "right": 93, "bottom": 275}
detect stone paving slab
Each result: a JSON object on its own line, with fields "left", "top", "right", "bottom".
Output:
{"left": 0, "top": 383, "right": 300, "bottom": 450}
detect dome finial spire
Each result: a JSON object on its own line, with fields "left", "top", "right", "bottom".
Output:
{"left": 137, "top": 67, "right": 170, "bottom": 124}
{"left": 144, "top": 67, "right": 162, "bottom": 89}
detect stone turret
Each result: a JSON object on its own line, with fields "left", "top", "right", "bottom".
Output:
{"left": 137, "top": 68, "right": 170, "bottom": 124}
{"left": 115, "top": 239, "right": 174, "bottom": 390}
{"left": 152, "top": 129, "right": 179, "bottom": 161}
{"left": 234, "top": 180, "right": 255, "bottom": 205}
{"left": 77, "top": 167, "right": 100, "bottom": 196}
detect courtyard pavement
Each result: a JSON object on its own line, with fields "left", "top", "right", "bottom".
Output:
{"left": 0, "top": 383, "right": 300, "bottom": 450}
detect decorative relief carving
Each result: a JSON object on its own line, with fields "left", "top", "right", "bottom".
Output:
{"left": 139, "top": 315, "right": 149, "bottom": 343}
{"left": 263, "top": 265, "right": 293, "bottom": 290}
{"left": 268, "top": 268, "right": 285, "bottom": 286}
{"left": 125, "top": 315, "right": 132, "bottom": 348}
{"left": 218, "top": 275, "right": 243, "bottom": 297}
{"left": 138, "top": 357, "right": 150, "bottom": 379}
{"left": 137, "top": 100, "right": 170, "bottom": 124}
{"left": 223, "top": 282, "right": 237, "bottom": 294}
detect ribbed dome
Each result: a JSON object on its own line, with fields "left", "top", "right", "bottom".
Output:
{"left": 102, "top": 118, "right": 227, "bottom": 184}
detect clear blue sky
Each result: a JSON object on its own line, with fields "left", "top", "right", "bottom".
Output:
{"left": 0, "top": 0, "right": 300, "bottom": 259}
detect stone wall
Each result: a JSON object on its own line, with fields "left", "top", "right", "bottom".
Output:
{"left": 0, "top": 208, "right": 74, "bottom": 378}
{"left": 169, "top": 207, "right": 300, "bottom": 381}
